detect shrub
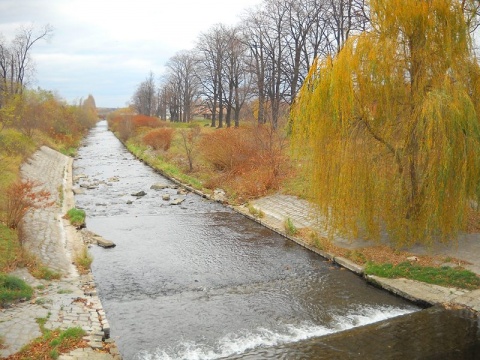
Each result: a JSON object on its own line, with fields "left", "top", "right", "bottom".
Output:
{"left": 200, "top": 125, "right": 288, "bottom": 199}
{"left": 142, "top": 128, "right": 174, "bottom": 151}
{"left": 3, "top": 179, "right": 53, "bottom": 230}
{"left": 118, "top": 116, "right": 134, "bottom": 141}
{"left": 132, "top": 115, "right": 162, "bottom": 129}
{"left": 179, "top": 126, "right": 201, "bottom": 172}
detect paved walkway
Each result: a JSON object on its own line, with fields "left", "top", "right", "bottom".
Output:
{"left": 243, "top": 194, "right": 480, "bottom": 311}
{"left": 0, "top": 147, "right": 120, "bottom": 359}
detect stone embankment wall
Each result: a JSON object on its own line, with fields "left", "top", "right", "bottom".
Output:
{"left": 0, "top": 146, "right": 121, "bottom": 359}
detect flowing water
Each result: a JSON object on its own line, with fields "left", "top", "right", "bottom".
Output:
{"left": 74, "top": 121, "right": 478, "bottom": 360}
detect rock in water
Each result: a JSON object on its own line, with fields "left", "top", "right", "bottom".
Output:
{"left": 170, "top": 198, "right": 185, "bottom": 205}
{"left": 131, "top": 190, "right": 147, "bottom": 197}
{"left": 72, "top": 187, "right": 85, "bottom": 195}
{"left": 94, "top": 235, "right": 116, "bottom": 248}
{"left": 151, "top": 183, "right": 169, "bottom": 190}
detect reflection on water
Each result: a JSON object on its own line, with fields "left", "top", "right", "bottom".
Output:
{"left": 74, "top": 122, "right": 478, "bottom": 360}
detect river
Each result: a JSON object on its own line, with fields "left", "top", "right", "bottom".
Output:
{"left": 73, "top": 121, "right": 478, "bottom": 360}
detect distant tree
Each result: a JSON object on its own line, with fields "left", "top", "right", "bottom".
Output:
{"left": 291, "top": 0, "right": 480, "bottom": 246}
{"left": 166, "top": 51, "right": 200, "bottom": 122}
{"left": 0, "top": 24, "right": 53, "bottom": 103}
{"left": 83, "top": 94, "right": 96, "bottom": 112}
{"left": 196, "top": 24, "right": 228, "bottom": 127}
{"left": 132, "top": 72, "right": 157, "bottom": 116}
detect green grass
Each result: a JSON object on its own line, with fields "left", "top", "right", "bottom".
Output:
{"left": 0, "top": 273, "right": 34, "bottom": 306}
{"left": 59, "top": 146, "right": 77, "bottom": 157}
{"left": 284, "top": 217, "right": 298, "bottom": 236}
{"left": 365, "top": 261, "right": 480, "bottom": 290}
{"left": 65, "top": 208, "right": 86, "bottom": 227}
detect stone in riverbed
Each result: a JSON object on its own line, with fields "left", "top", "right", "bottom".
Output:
{"left": 162, "top": 194, "right": 171, "bottom": 201}
{"left": 170, "top": 198, "right": 185, "bottom": 205}
{"left": 151, "top": 183, "right": 169, "bottom": 190}
{"left": 131, "top": 190, "right": 147, "bottom": 197}
{"left": 73, "top": 187, "right": 85, "bottom": 195}
{"left": 93, "top": 235, "right": 116, "bottom": 248}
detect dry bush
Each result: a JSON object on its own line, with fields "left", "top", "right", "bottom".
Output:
{"left": 200, "top": 128, "right": 257, "bottom": 172}
{"left": 2, "top": 180, "right": 54, "bottom": 231}
{"left": 117, "top": 116, "right": 134, "bottom": 141}
{"left": 132, "top": 115, "right": 163, "bottom": 129}
{"left": 142, "top": 128, "right": 174, "bottom": 151}
{"left": 200, "top": 125, "right": 288, "bottom": 199}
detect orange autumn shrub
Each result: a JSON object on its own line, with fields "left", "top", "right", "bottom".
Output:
{"left": 200, "top": 125, "right": 288, "bottom": 199}
{"left": 132, "top": 115, "right": 163, "bottom": 129}
{"left": 3, "top": 180, "right": 54, "bottom": 231}
{"left": 142, "top": 128, "right": 174, "bottom": 151}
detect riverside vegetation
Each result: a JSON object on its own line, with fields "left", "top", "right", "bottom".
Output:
{"left": 0, "top": 88, "right": 97, "bottom": 358}
{"left": 107, "top": 107, "right": 480, "bottom": 290}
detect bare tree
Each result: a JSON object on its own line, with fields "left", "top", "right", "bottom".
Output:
{"left": 283, "top": 0, "right": 328, "bottom": 103}
{"left": 242, "top": 7, "right": 269, "bottom": 125}
{"left": 165, "top": 50, "right": 200, "bottom": 122}
{"left": 132, "top": 72, "right": 157, "bottom": 116}
{"left": 222, "top": 25, "right": 251, "bottom": 127}
{"left": 196, "top": 24, "right": 228, "bottom": 127}
{"left": 327, "top": 0, "right": 369, "bottom": 52}
{"left": 0, "top": 24, "right": 53, "bottom": 107}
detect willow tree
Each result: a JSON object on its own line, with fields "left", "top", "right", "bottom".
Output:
{"left": 291, "top": 0, "right": 480, "bottom": 246}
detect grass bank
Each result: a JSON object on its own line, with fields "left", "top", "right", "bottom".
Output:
{"left": 365, "top": 262, "right": 480, "bottom": 290}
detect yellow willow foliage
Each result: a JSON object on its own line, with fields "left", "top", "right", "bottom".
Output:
{"left": 291, "top": 0, "right": 480, "bottom": 247}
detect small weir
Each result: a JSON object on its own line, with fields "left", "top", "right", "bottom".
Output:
{"left": 74, "top": 121, "right": 478, "bottom": 359}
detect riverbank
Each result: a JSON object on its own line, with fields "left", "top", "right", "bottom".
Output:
{"left": 237, "top": 195, "right": 480, "bottom": 310}
{"left": 0, "top": 147, "right": 120, "bottom": 359}
{"left": 132, "top": 148, "right": 480, "bottom": 312}
{"left": 3, "top": 143, "right": 479, "bottom": 359}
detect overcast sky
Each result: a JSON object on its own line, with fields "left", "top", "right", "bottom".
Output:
{"left": 0, "top": 0, "right": 261, "bottom": 108}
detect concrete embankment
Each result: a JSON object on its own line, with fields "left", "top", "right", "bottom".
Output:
{"left": 0, "top": 146, "right": 121, "bottom": 360}
{"left": 240, "top": 195, "right": 480, "bottom": 312}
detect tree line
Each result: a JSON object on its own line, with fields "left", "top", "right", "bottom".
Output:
{"left": 132, "top": 0, "right": 372, "bottom": 128}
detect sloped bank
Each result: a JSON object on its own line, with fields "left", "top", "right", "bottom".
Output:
{"left": 1, "top": 146, "right": 122, "bottom": 360}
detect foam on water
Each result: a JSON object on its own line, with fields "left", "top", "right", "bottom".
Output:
{"left": 135, "top": 305, "right": 415, "bottom": 360}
